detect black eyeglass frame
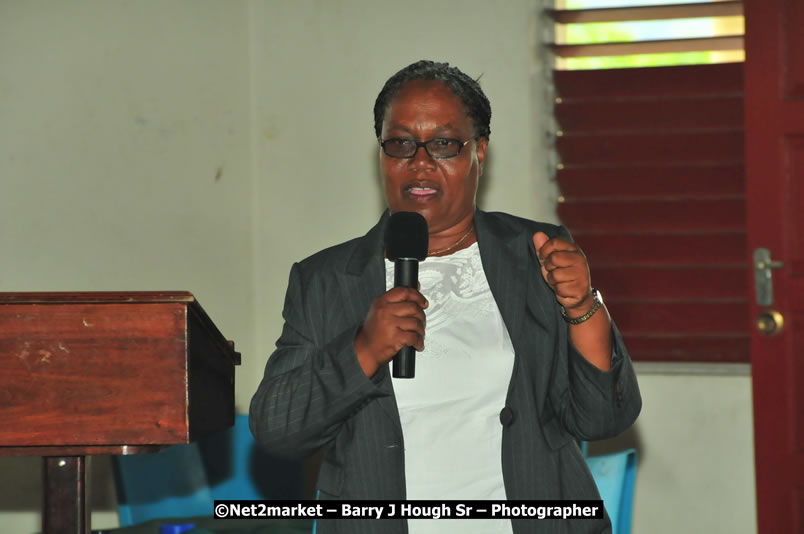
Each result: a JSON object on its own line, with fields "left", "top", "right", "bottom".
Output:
{"left": 378, "top": 136, "right": 478, "bottom": 159}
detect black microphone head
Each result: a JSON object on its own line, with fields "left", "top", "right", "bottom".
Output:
{"left": 385, "top": 211, "right": 429, "bottom": 261}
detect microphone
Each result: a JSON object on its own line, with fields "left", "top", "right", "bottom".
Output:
{"left": 385, "top": 211, "right": 428, "bottom": 379}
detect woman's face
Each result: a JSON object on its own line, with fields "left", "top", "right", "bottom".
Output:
{"left": 379, "top": 80, "right": 487, "bottom": 237}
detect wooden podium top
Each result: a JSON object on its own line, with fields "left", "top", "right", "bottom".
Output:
{"left": 0, "top": 291, "right": 240, "bottom": 456}
{"left": 0, "top": 291, "right": 199, "bottom": 304}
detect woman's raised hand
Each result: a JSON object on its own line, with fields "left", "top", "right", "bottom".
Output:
{"left": 532, "top": 231, "right": 593, "bottom": 316}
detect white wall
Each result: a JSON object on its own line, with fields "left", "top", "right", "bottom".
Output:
{"left": 592, "top": 368, "right": 757, "bottom": 533}
{"left": 0, "top": 1, "right": 253, "bottom": 530}
{"left": 0, "top": 1, "right": 756, "bottom": 533}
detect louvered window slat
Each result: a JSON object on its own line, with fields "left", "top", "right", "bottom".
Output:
{"left": 546, "top": 1, "right": 743, "bottom": 24}
{"left": 555, "top": 63, "right": 743, "bottom": 96}
{"left": 551, "top": 36, "right": 743, "bottom": 58}
{"left": 593, "top": 266, "right": 747, "bottom": 299}
{"left": 557, "top": 164, "right": 744, "bottom": 198}
{"left": 556, "top": 95, "right": 743, "bottom": 132}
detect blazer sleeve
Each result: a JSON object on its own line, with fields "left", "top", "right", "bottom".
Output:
{"left": 249, "top": 261, "right": 390, "bottom": 459}
{"left": 545, "top": 226, "right": 642, "bottom": 442}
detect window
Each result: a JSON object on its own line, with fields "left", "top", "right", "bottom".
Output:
{"left": 547, "top": 1, "right": 748, "bottom": 362}
{"left": 550, "top": 0, "right": 744, "bottom": 69}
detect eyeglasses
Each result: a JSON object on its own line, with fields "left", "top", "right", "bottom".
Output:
{"left": 379, "top": 137, "right": 476, "bottom": 159}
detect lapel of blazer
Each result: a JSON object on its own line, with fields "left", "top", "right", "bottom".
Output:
{"left": 341, "top": 210, "right": 404, "bottom": 435}
{"left": 475, "top": 210, "right": 556, "bottom": 371}
{"left": 474, "top": 210, "right": 530, "bottom": 357}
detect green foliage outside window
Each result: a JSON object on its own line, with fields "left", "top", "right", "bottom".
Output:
{"left": 560, "top": 0, "right": 720, "bottom": 69}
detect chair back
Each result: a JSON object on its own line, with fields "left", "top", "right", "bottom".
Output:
{"left": 582, "top": 445, "right": 637, "bottom": 534}
{"left": 114, "top": 414, "right": 305, "bottom": 526}
{"left": 113, "top": 442, "right": 213, "bottom": 526}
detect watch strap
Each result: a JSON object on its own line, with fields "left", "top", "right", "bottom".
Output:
{"left": 560, "top": 288, "right": 602, "bottom": 325}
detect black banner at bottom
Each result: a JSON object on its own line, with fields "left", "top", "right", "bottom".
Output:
{"left": 213, "top": 500, "right": 604, "bottom": 520}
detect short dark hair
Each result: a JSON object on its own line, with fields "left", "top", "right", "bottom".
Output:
{"left": 373, "top": 60, "right": 491, "bottom": 140}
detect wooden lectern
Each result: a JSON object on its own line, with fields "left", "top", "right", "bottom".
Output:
{"left": 0, "top": 292, "right": 241, "bottom": 534}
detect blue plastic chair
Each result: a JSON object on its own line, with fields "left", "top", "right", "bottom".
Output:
{"left": 114, "top": 414, "right": 304, "bottom": 526}
{"left": 581, "top": 442, "right": 637, "bottom": 534}
{"left": 113, "top": 442, "right": 212, "bottom": 526}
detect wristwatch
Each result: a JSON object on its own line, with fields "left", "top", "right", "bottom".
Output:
{"left": 560, "top": 288, "right": 603, "bottom": 325}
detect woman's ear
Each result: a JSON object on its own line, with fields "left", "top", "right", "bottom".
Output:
{"left": 476, "top": 137, "right": 489, "bottom": 173}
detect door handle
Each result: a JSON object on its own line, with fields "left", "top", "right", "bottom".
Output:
{"left": 753, "top": 248, "right": 784, "bottom": 307}
{"left": 756, "top": 309, "right": 785, "bottom": 336}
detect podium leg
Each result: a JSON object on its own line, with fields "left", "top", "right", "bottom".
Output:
{"left": 43, "top": 456, "right": 89, "bottom": 534}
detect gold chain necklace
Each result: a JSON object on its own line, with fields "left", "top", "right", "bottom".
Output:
{"left": 428, "top": 226, "right": 475, "bottom": 256}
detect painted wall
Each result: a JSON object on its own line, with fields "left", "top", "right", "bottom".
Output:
{"left": 0, "top": 1, "right": 756, "bottom": 533}
{"left": 593, "top": 369, "right": 756, "bottom": 533}
{"left": 0, "top": 1, "right": 253, "bottom": 530}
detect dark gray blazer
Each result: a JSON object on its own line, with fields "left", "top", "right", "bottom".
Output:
{"left": 250, "top": 210, "right": 641, "bottom": 534}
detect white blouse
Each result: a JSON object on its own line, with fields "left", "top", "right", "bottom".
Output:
{"left": 386, "top": 242, "right": 515, "bottom": 534}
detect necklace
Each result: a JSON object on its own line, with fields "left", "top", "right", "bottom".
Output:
{"left": 428, "top": 226, "right": 475, "bottom": 256}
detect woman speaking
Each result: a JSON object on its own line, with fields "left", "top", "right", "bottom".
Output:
{"left": 250, "top": 60, "right": 641, "bottom": 534}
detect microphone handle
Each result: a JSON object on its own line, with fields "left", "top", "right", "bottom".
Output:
{"left": 393, "top": 258, "right": 418, "bottom": 379}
